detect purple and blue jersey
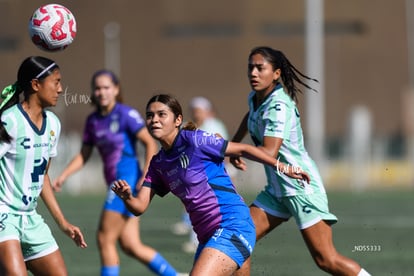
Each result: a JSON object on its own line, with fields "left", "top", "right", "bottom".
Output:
{"left": 143, "top": 129, "right": 252, "bottom": 244}
{"left": 83, "top": 103, "right": 145, "bottom": 186}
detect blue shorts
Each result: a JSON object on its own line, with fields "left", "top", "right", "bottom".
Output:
{"left": 105, "top": 175, "right": 138, "bottom": 217}
{"left": 194, "top": 217, "right": 256, "bottom": 268}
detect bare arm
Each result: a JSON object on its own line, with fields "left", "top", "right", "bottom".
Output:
{"left": 53, "top": 144, "right": 93, "bottom": 191}
{"left": 41, "top": 159, "right": 87, "bottom": 248}
{"left": 111, "top": 179, "right": 155, "bottom": 216}
{"left": 226, "top": 141, "right": 310, "bottom": 182}
{"left": 135, "top": 127, "right": 158, "bottom": 188}
{"left": 231, "top": 112, "right": 249, "bottom": 143}
{"left": 253, "top": 135, "right": 310, "bottom": 180}
{"left": 230, "top": 112, "right": 250, "bottom": 170}
{"left": 229, "top": 113, "right": 299, "bottom": 177}
{"left": 260, "top": 136, "right": 283, "bottom": 157}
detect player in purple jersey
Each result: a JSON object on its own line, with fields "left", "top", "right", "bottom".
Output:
{"left": 111, "top": 94, "right": 309, "bottom": 276}
{"left": 53, "top": 71, "right": 182, "bottom": 276}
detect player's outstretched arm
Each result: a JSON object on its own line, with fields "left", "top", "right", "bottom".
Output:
{"left": 225, "top": 142, "right": 310, "bottom": 182}
{"left": 229, "top": 112, "right": 250, "bottom": 171}
{"left": 231, "top": 112, "right": 249, "bottom": 143}
{"left": 111, "top": 179, "right": 153, "bottom": 216}
{"left": 53, "top": 144, "right": 93, "bottom": 192}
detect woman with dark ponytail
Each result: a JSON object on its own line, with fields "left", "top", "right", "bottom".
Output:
{"left": 0, "top": 56, "right": 87, "bottom": 276}
{"left": 231, "top": 46, "right": 371, "bottom": 275}
{"left": 111, "top": 93, "right": 309, "bottom": 276}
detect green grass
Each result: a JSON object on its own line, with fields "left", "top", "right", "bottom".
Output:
{"left": 35, "top": 189, "right": 414, "bottom": 275}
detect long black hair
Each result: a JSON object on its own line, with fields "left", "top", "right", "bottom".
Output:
{"left": 249, "top": 46, "right": 318, "bottom": 103}
{"left": 0, "top": 56, "right": 58, "bottom": 143}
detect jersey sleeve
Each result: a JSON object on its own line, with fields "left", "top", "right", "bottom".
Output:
{"left": 46, "top": 111, "right": 61, "bottom": 157}
{"left": 125, "top": 108, "right": 146, "bottom": 135}
{"left": 143, "top": 158, "right": 170, "bottom": 197}
{"left": 263, "top": 100, "right": 290, "bottom": 139}
{"left": 193, "top": 130, "right": 227, "bottom": 162}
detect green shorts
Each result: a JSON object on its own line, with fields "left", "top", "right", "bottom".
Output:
{"left": 252, "top": 189, "right": 338, "bottom": 229}
{"left": 0, "top": 212, "right": 59, "bottom": 261}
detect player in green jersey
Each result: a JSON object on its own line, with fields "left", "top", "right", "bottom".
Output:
{"left": 0, "top": 56, "right": 87, "bottom": 276}
{"left": 231, "top": 47, "right": 370, "bottom": 276}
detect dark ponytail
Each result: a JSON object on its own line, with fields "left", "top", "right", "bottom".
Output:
{"left": 0, "top": 56, "right": 58, "bottom": 143}
{"left": 182, "top": 121, "right": 197, "bottom": 131}
{"left": 249, "top": 46, "right": 318, "bottom": 103}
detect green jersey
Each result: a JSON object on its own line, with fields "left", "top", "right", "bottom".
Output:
{"left": 0, "top": 104, "right": 60, "bottom": 214}
{"left": 247, "top": 85, "right": 325, "bottom": 197}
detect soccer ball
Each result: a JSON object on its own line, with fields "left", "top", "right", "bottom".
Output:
{"left": 28, "top": 4, "right": 77, "bottom": 52}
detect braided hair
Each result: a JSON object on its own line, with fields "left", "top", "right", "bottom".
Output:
{"left": 249, "top": 46, "right": 318, "bottom": 103}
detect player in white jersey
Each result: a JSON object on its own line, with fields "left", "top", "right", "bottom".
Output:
{"left": 231, "top": 47, "right": 370, "bottom": 276}
{"left": 0, "top": 56, "right": 87, "bottom": 275}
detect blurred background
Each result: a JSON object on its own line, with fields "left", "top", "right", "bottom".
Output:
{"left": 1, "top": 0, "right": 413, "bottom": 193}
{"left": 2, "top": 1, "right": 413, "bottom": 275}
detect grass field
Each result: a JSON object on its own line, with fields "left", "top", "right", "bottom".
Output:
{"left": 35, "top": 188, "right": 413, "bottom": 275}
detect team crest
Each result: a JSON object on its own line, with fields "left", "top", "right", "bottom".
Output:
{"left": 50, "top": 130, "right": 57, "bottom": 147}
{"left": 110, "top": 120, "right": 119, "bottom": 133}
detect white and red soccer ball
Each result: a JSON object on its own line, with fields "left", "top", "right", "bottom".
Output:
{"left": 28, "top": 4, "right": 77, "bottom": 52}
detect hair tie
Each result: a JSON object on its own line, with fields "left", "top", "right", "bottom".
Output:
{"left": 0, "top": 82, "right": 18, "bottom": 110}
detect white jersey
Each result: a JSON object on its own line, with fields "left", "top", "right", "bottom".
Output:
{"left": 0, "top": 104, "right": 60, "bottom": 214}
{"left": 247, "top": 85, "right": 325, "bottom": 197}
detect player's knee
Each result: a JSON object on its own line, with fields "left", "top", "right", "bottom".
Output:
{"left": 96, "top": 232, "right": 105, "bottom": 248}
{"left": 97, "top": 231, "right": 117, "bottom": 249}
{"left": 119, "top": 242, "right": 134, "bottom": 256}
{"left": 119, "top": 235, "right": 143, "bottom": 255}
{"left": 314, "top": 253, "right": 356, "bottom": 274}
{"left": 313, "top": 254, "right": 337, "bottom": 272}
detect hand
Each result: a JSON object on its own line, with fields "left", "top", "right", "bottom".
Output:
{"left": 276, "top": 163, "right": 311, "bottom": 184}
{"left": 111, "top": 179, "right": 132, "bottom": 200}
{"left": 61, "top": 223, "right": 87, "bottom": 248}
{"left": 230, "top": 156, "right": 247, "bottom": 171}
{"left": 290, "top": 167, "right": 311, "bottom": 184}
{"left": 52, "top": 175, "right": 65, "bottom": 192}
